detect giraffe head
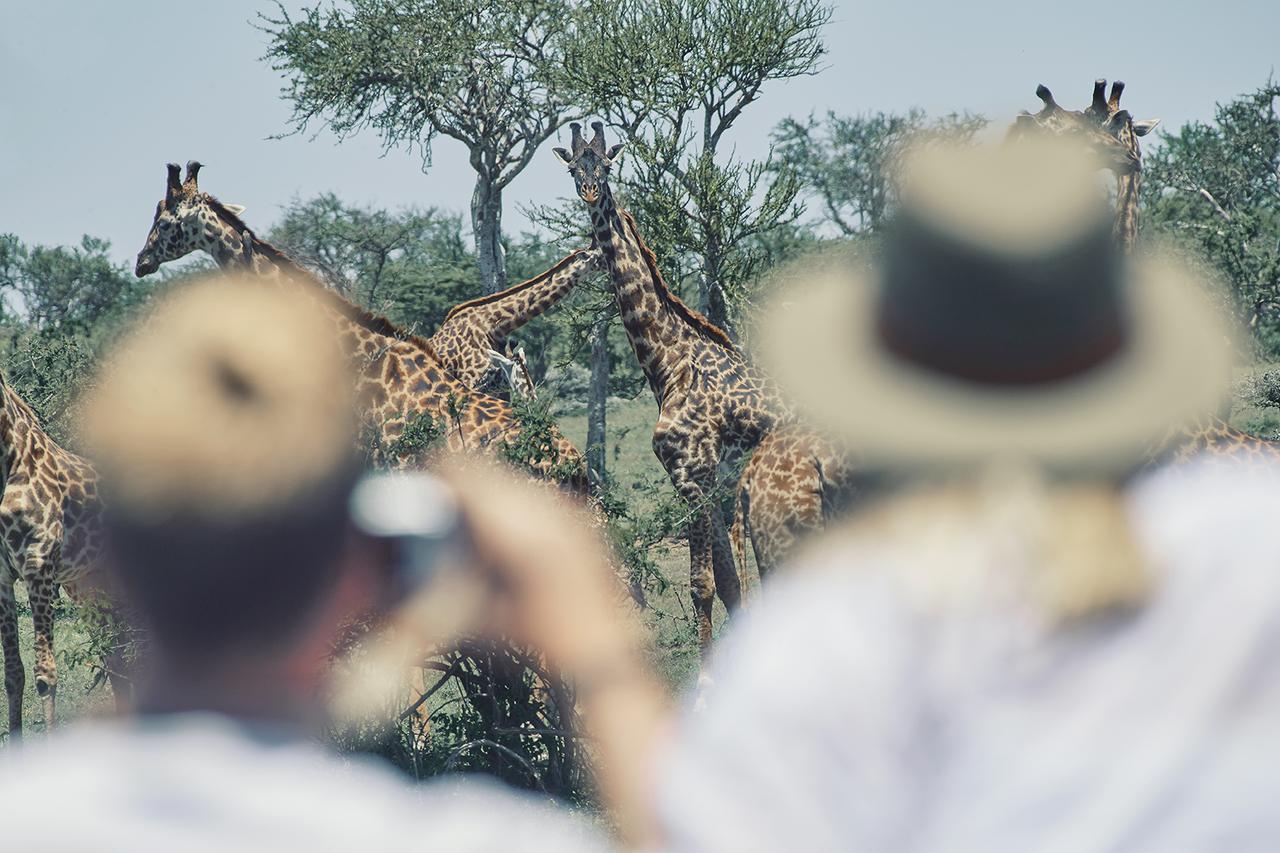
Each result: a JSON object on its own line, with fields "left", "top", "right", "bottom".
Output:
{"left": 552, "top": 121, "right": 624, "bottom": 205}
{"left": 1010, "top": 81, "right": 1159, "bottom": 176}
{"left": 487, "top": 343, "right": 537, "bottom": 400}
{"left": 135, "top": 161, "right": 248, "bottom": 277}
{"left": 507, "top": 342, "right": 536, "bottom": 399}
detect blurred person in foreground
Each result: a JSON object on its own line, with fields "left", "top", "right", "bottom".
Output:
{"left": 445, "top": 140, "right": 1280, "bottom": 852}
{"left": 0, "top": 275, "right": 603, "bottom": 851}
{"left": 649, "top": 141, "right": 1280, "bottom": 851}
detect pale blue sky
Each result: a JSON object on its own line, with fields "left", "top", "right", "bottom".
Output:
{"left": 1, "top": 0, "right": 1276, "bottom": 267}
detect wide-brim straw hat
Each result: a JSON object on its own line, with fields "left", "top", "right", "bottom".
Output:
{"left": 760, "top": 140, "right": 1235, "bottom": 476}
{"left": 82, "top": 273, "right": 359, "bottom": 523}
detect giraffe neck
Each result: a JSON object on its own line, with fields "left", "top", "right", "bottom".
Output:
{"left": 200, "top": 213, "right": 305, "bottom": 282}
{"left": 1114, "top": 171, "right": 1140, "bottom": 254}
{"left": 589, "top": 187, "right": 724, "bottom": 398}
{"left": 199, "top": 210, "right": 439, "bottom": 361}
{"left": 0, "top": 382, "right": 31, "bottom": 477}
{"left": 444, "top": 249, "right": 597, "bottom": 340}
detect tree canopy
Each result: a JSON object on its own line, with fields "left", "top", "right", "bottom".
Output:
{"left": 262, "top": 0, "right": 581, "bottom": 294}
{"left": 1144, "top": 82, "right": 1280, "bottom": 347}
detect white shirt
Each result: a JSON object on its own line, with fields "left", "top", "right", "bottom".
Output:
{"left": 0, "top": 713, "right": 607, "bottom": 852}
{"left": 658, "top": 459, "right": 1280, "bottom": 852}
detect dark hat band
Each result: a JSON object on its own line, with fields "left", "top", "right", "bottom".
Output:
{"left": 875, "top": 211, "right": 1130, "bottom": 387}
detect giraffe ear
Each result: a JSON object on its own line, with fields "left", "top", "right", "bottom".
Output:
{"left": 223, "top": 203, "right": 247, "bottom": 217}
{"left": 552, "top": 147, "right": 572, "bottom": 165}
{"left": 605, "top": 143, "right": 625, "bottom": 163}
{"left": 184, "top": 160, "right": 203, "bottom": 188}
{"left": 1132, "top": 118, "right": 1161, "bottom": 137}
{"left": 1104, "top": 109, "right": 1132, "bottom": 133}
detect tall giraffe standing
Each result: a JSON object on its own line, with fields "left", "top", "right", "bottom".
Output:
{"left": 431, "top": 246, "right": 604, "bottom": 399}
{"left": 135, "top": 162, "right": 586, "bottom": 486}
{"left": 0, "top": 371, "right": 119, "bottom": 737}
{"left": 1016, "top": 80, "right": 1280, "bottom": 462}
{"left": 555, "top": 124, "right": 789, "bottom": 654}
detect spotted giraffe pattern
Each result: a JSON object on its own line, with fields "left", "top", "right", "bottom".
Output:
{"left": 555, "top": 124, "right": 790, "bottom": 655}
{"left": 1152, "top": 415, "right": 1280, "bottom": 468}
{"left": 0, "top": 373, "right": 113, "bottom": 738}
{"left": 431, "top": 247, "right": 604, "bottom": 399}
{"left": 135, "top": 162, "right": 586, "bottom": 488}
{"left": 1016, "top": 80, "right": 1280, "bottom": 461}
{"left": 730, "top": 426, "right": 854, "bottom": 582}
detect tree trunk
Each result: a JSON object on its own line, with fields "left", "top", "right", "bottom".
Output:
{"left": 698, "top": 234, "right": 734, "bottom": 339}
{"left": 471, "top": 173, "right": 508, "bottom": 295}
{"left": 586, "top": 313, "right": 609, "bottom": 484}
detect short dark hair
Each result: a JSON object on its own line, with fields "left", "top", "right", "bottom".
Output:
{"left": 104, "top": 478, "right": 356, "bottom": 659}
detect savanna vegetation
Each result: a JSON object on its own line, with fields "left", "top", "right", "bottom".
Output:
{"left": 3, "top": 0, "right": 1279, "bottom": 807}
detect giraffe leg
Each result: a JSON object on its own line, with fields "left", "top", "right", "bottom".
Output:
{"left": 686, "top": 506, "right": 717, "bottom": 656}
{"left": 707, "top": 502, "right": 742, "bottom": 613}
{"left": 27, "top": 570, "right": 58, "bottom": 731}
{"left": 0, "top": 579, "right": 24, "bottom": 738}
{"left": 655, "top": 420, "right": 729, "bottom": 662}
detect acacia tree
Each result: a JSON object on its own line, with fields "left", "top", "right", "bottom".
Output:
{"left": 565, "top": 0, "right": 831, "bottom": 335}
{"left": 774, "top": 109, "right": 988, "bottom": 237}
{"left": 261, "top": 0, "right": 579, "bottom": 294}
{"left": 269, "top": 194, "right": 481, "bottom": 329}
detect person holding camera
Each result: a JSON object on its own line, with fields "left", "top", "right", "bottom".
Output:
{"left": 0, "top": 275, "right": 604, "bottom": 852}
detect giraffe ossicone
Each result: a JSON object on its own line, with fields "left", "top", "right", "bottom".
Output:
{"left": 134, "top": 161, "right": 588, "bottom": 489}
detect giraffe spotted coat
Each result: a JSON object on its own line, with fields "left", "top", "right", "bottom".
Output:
{"left": 0, "top": 374, "right": 108, "bottom": 737}
{"left": 135, "top": 162, "right": 586, "bottom": 489}
{"left": 731, "top": 427, "right": 853, "bottom": 582}
{"left": 430, "top": 247, "right": 604, "bottom": 399}
{"left": 555, "top": 124, "right": 790, "bottom": 656}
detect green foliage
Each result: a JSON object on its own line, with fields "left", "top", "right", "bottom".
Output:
{"left": 3, "top": 332, "right": 95, "bottom": 442}
{"left": 562, "top": 0, "right": 832, "bottom": 331}
{"left": 262, "top": 0, "right": 575, "bottom": 171}
{"left": 1143, "top": 82, "right": 1280, "bottom": 347}
{"left": 773, "top": 109, "right": 989, "bottom": 236}
{"left": 271, "top": 195, "right": 479, "bottom": 333}
{"left": 261, "top": 0, "right": 582, "bottom": 292}
{"left": 0, "top": 234, "right": 149, "bottom": 437}
{"left": 334, "top": 643, "right": 589, "bottom": 800}
{"left": 0, "top": 235, "right": 149, "bottom": 336}
{"left": 501, "top": 395, "right": 585, "bottom": 484}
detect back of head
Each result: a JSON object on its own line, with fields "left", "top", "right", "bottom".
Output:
{"left": 83, "top": 274, "right": 358, "bottom": 662}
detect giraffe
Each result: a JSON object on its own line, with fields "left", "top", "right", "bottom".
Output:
{"left": 730, "top": 427, "right": 852, "bottom": 582}
{"left": 554, "top": 123, "right": 790, "bottom": 655}
{"left": 0, "top": 370, "right": 121, "bottom": 738}
{"left": 730, "top": 79, "right": 1262, "bottom": 584}
{"left": 495, "top": 342, "right": 535, "bottom": 400}
{"left": 430, "top": 247, "right": 604, "bottom": 400}
{"left": 1017, "top": 79, "right": 1280, "bottom": 464}
{"left": 1009, "top": 79, "right": 1159, "bottom": 251}
{"left": 135, "top": 162, "right": 587, "bottom": 488}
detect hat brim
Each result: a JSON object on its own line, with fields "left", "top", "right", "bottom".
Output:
{"left": 760, "top": 255, "right": 1234, "bottom": 476}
